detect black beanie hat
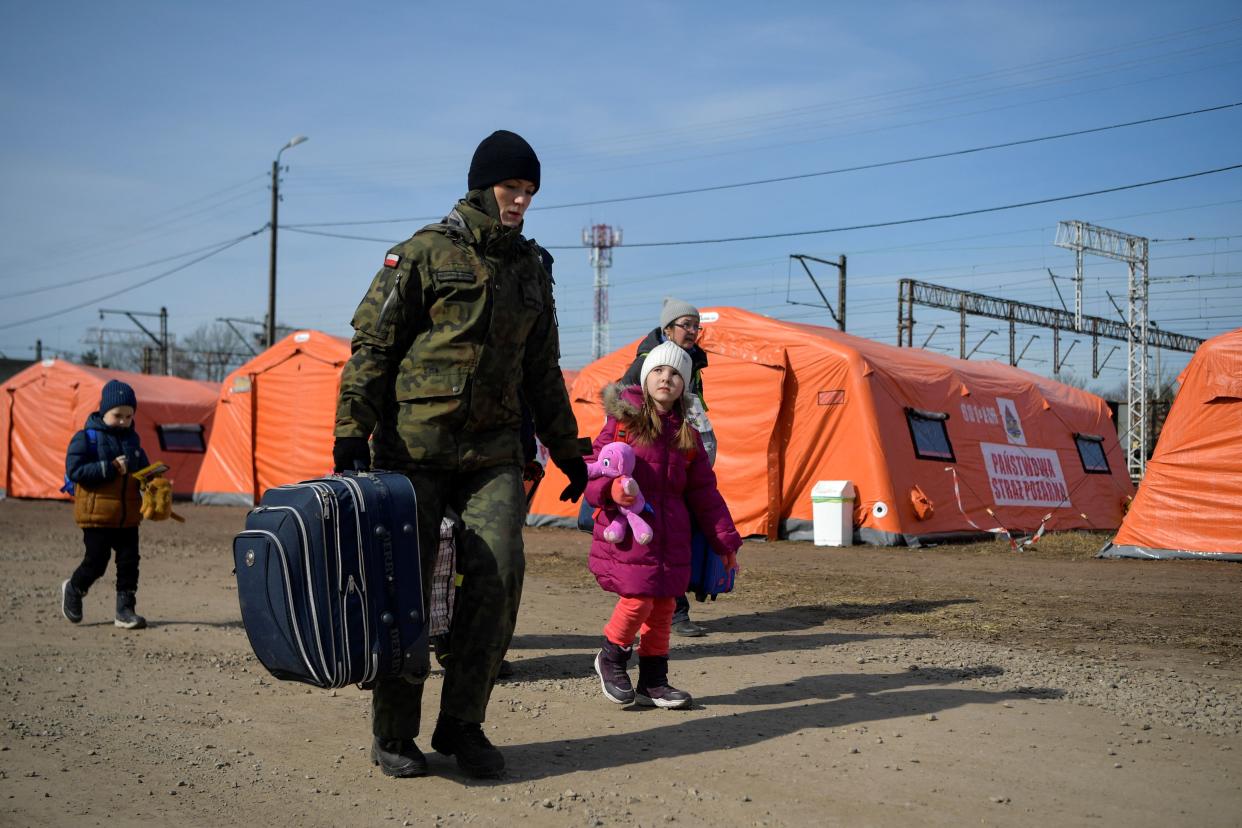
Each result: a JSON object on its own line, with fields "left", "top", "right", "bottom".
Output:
{"left": 99, "top": 379, "right": 137, "bottom": 414}
{"left": 468, "top": 130, "right": 540, "bottom": 193}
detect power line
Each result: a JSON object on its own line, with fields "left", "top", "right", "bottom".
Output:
{"left": 284, "top": 102, "right": 1242, "bottom": 229}
{"left": 0, "top": 227, "right": 266, "bottom": 332}
{"left": 278, "top": 164, "right": 1242, "bottom": 254}
{"left": 296, "top": 19, "right": 1242, "bottom": 179}
{"left": 521, "top": 103, "right": 1242, "bottom": 212}
{"left": 0, "top": 229, "right": 273, "bottom": 300}
{"left": 551, "top": 163, "right": 1242, "bottom": 249}
{"left": 0, "top": 176, "right": 268, "bottom": 279}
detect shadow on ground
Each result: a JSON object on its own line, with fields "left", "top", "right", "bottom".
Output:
{"left": 504, "top": 629, "right": 928, "bottom": 681}
{"left": 472, "top": 667, "right": 1065, "bottom": 784}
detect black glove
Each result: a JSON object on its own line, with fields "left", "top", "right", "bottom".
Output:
{"left": 554, "top": 455, "right": 588, "bottom": 503}
{"left": 523, "top": 460, "right": 546, "bottom": 484}
{"left": 333, "top": 436, "right": 371, "bottom": 473}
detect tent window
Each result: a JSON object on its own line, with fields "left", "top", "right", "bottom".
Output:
{"left": 1075, "top": 433, "right": 1109, "bottom": 474}
{"left": 905, "top": 408, "right": 955, "bottom": 462}
{"left": 157, "top": 424, "right": 206, "bottom": 453}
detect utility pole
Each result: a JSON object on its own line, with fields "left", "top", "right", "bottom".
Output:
{"left": 216, "top": 318, "right": 261, "bottom": 356}
{"left": 268, "top": 135, "right": 308, "bottom": 349}
{"left": 789, "top": 254, "right": 847, "bottom": 331}
{"left": 99, "top": 307, "right": 169, "bottom": 375}
{"left": 35, "top": 340, "right": 42, "bottom": 361}
{"left": 583, "top": 224, "right": 621, "bottom": 360}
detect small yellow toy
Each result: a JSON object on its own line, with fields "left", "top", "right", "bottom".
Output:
{"left": 133, "top": 463, "right": 184, "bottom": 523}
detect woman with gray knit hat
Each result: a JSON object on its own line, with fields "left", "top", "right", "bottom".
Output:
{"left": 618, "top": 297, "right": 719, "bottom": 637}
{"left": 333, "top": 129, "right": 588, "bottom": 780}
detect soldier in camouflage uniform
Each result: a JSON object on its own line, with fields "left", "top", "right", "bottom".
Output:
{"left": 333, "top": 130, "right": 588, "bottom": 779}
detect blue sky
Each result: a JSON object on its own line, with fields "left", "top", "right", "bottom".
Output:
{"left": 1, "top": 1, "right": 1239, "bottom": 390}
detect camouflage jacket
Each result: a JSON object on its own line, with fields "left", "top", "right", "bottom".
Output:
{"left": 335, "top": 190, "right": 581, "bottom": 471}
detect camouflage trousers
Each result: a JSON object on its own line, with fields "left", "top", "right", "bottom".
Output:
{"left": 372, "top": 464, "right": 525, "bottom": 739}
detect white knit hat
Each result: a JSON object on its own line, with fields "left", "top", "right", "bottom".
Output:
{"left": 639, "top": 340, "right": 693, "bottom": 391}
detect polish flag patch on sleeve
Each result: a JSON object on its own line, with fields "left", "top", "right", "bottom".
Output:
{"left": 384, "top": 253, "right": 400, "bottom": 268}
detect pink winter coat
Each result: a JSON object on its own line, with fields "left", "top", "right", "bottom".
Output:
{"left": 586, "top": 384, "right": 742, "bottom": 598}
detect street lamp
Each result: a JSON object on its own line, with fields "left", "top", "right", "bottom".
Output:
{"left": 267, "top": 135, "right": 309, "bottom": 348}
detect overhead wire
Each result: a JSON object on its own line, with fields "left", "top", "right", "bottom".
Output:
{"left": 284, "top": 101, "right": 1242, "bottom": 229}
{"left": 2, "top": 183, "right": 269, "bottom": 280}
{"left": 295, "top": 18, "right": 1242, "bottom": 178}
{"left": 0, "top": 229, "right": 275, "bottom": 300}
{"left": 281, "top": 166, "right": 1242, "bottom": 252}
{"left": 0, "top": 227, "right": 267, "bottom": 332}
{"left": 548, "top": 164, "right": 1242, "bottom": 249}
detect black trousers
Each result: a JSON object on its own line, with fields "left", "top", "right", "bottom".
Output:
{"left": 71, "top": 527, "right": 140, "bottom": 594}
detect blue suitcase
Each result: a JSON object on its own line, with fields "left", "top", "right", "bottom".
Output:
{"left": 232, "top": 471, "right": 429, "bottom": 689}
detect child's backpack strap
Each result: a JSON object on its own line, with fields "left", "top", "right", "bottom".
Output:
{"left": 60, "top": 429, "right": 101, "bottom": 495}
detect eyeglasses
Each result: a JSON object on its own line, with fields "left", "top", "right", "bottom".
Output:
{"left": 672, "top": 322, "right": 701, "bottom": 333}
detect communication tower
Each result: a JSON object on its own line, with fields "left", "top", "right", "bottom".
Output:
{"left": 583, "top": 224, "right": 622, "bottom": 360}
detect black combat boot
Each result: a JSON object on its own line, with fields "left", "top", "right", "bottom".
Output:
{"left": 635, "top": 655, "right": 692, "bottom": 709}
{"left": 61, "top": 580, "right": 83, "bottom": 624}
{"left": 671, "top": 597, "right": 705, "bottom": 637}
{"left": 593, "top": 639, "right": 635, "bottom": 704}
{"left": 430, "top": 714, "right": 504, "bottom": 778}
{"left": 114, "top": 591, "right": 146, "bottom": 630}
{"left": 370, "top": 737, "right": 428, "bottom": 778}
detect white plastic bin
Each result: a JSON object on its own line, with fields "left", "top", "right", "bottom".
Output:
{"left": 810, "top": 480, "right": 855, "bottom": 547}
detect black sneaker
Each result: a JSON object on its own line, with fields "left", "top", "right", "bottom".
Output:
{"left": 371, "top": 737, "right": 428, "bottom": 778}
{"left": 430, "top": 715, "right": 504, "bottom": 778}
{"left": 61, "top": 580, "right": 83, "bottom": 624}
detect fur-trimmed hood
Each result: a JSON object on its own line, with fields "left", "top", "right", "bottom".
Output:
{"left": 601, "top": 382, "right": 641, "bottom": 422}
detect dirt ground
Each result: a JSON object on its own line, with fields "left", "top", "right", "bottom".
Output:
{"left": 2, "top": 498, "right": 1240, "bottom": 827}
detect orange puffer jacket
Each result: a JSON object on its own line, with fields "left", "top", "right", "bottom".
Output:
{"left": 74, "top": 473, "right": 143, "bottom": 529}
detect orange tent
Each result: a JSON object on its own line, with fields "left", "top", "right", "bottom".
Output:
{"left": 528, "top": 307, "right": 1135, "bottom": 545}
{"left": 1100, "top": 328, "right": 1242, "bottom": 561}
{"left": 193, "top": 331, "right": 350, "bottom": 506}
{"left": 1, "top": 360, "right": 217, "bottom": 500}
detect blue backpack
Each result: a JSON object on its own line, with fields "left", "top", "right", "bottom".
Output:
{"left": 60, "top": 429, "right": 99, "bottom": 497}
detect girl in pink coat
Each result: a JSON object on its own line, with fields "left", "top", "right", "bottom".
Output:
{"left": 585, "top": 341, "right": 742, "bottom": 709}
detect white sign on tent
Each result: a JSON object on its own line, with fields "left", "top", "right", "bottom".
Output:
{"left": 981, "top": 442, "right": 1070, "bottom": 508}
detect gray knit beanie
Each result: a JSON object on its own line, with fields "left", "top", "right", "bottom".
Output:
{"left": 659, "top": 297, "right": 700, "bottom": 331}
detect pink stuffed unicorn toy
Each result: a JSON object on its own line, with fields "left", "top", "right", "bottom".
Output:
{"left": 586, "top": 442, "right": 654, "bottom": 545}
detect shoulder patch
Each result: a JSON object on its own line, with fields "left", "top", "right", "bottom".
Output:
{"left": 384, "top": 252, "right": 400, "bottom": 268}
